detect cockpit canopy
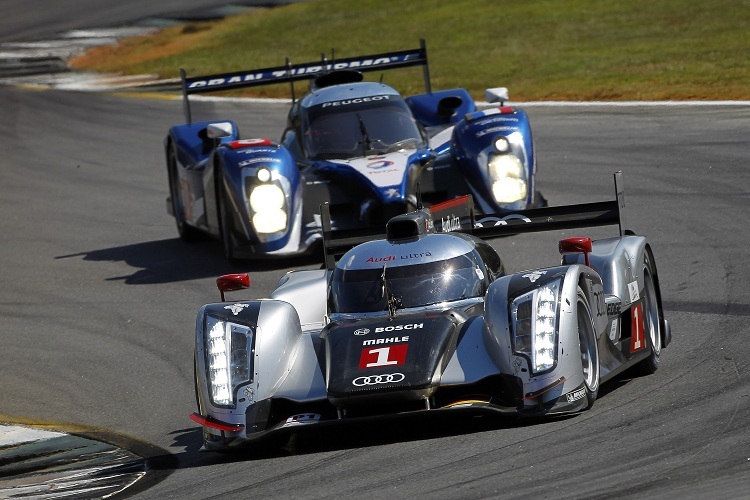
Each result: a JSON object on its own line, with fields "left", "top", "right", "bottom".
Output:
{"left": 329, "top": 233, "right": 494, "bottom": 314}
{"left": 302, "top": 83, "right": 425, "bottom": 161}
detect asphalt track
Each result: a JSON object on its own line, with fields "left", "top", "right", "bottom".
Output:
{"left": 2, "top": 3, "right": 750, "bottom": 499}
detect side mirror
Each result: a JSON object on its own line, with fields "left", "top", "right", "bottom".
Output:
{"left": 206, "top": 122, "right": 234, "bottom": 139}
{"left": 216, "top": 273, "right": 250, "bottom": 301}
{"left": 559, "top": 237, "right": 593, "bottom": 267}
{"left": 485, "top": 87, "right": 510, "bottom": 105}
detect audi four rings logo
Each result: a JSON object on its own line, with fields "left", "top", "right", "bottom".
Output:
{"left": 352, "top": 373, "right": 405, "bottom": 386}
{"left": 354, "top": 328, "right": 370, "bottom": 336}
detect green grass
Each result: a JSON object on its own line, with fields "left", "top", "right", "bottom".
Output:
{"left": 71, "top": 0, "right": 750, "bottom": 100}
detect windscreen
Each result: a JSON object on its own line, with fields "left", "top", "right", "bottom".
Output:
{"left": 304, "top": 96, "right": 424, "bottom": 160}
{"left": 329, "top": 252, "right": 488, "bottom": 313}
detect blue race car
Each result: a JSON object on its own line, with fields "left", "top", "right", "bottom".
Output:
{"left": 165, "top": 40, "right": 545, "bottom": 260}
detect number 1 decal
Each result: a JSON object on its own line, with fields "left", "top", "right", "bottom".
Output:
{"left": 630, "top": 303, "right": 645, "bottom": 353}
{"left": 359, "top": 344, "right": 408, "bottom": 369}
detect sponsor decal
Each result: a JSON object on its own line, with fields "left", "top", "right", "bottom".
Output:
{"left": 238, "top": 157, "right": 281, "bottom": 167}
{"left": 385, "top": 188, "right": 400, "bottom": 199}
{"left": 593, "top": 285, "right": 606, "bottom": 318}
{"left": 366, "top": 255, "right": 395, "bottom": 263}
{"left": 354, "top": 328, "right": 370, "bottom": 336}
{"left": 475, "top": 267, "right": 485, "bottom": 280}
{"left": 628, "top": 280, "right": 640, "bottom": 302}
{"left": 359, "top": 344, "right": 408, "bottom": 368}
{"left": 475, "top": 126, "right": 519, "bottom": 137}
{"left": 224, "top": 303, "right": 250, "bottom": 315}
{"left": 565, "top": 387, "right": 587, "bottom": 403}
{"left": 476, "top": 116, "right": 520, "bottom": 126}
{"left": 367, "top": 160, "right": 394, "bottom": 169}
{"left": 400, "top": 252, "right": 432, "bottom": 260}
{"left": 243, "top": 386, "right": 255, "bottom": 403}
{"left": 226, "top": 138, "right": 273, "bottom": 149}
{"left": 375, "top": 323, "right": 423, "bottom": 332}
{"left": 607, "top": 303, "right": 621, "bottom": 316}
{"left": 475, "top": 214, "right": 532, "bottom": 228}
{"left": 366, "top": 168, "right": 398, "bottom": 176}
{"left": 609, "top": 318, "right": 619, "bottom": 341}
{"left": 284, "top": 413, "right": 321, "bottom": 426}
{"left": 352, "top": 372, "right": 406, "bottom": 386}
{"left": 363, "top": 336, "right": 409, "bottom": 346}
{"left": 630, "top": 303, "right": 646, "bottom": 352}
{"left": 187, "top": 56, "right": 413, "bottom": 90}
{"left": 322, "top": 95, "right": 392, "bottom": 108}
{"left": 239, "top": 148, "right": 278, "bottom": 154}
{"left": 365, "top": 252, "right": 432, "bottom": 263}
{"left": 441, "top": 215, "right": 461, "bottom": 232}
{"left": 522, "top": 270, "right": 547, "bottom": 283}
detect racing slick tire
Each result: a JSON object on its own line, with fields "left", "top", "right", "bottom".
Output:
{"left": 633, "top": 251, "right": 662, "bottom": 375}
{"left": 168, "top": 143, "right": 203, "bottom": 242}
{"left": 577, "top": 286, "right": 600, "bottom": 409}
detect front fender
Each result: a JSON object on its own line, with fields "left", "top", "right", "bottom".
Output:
{"left": 482, "top": 265, "right": 605, "bottom": 412}
{"left": 195, "top": 299, "right": 324, "bottom": 441}
{"left": 214, "top": 140, "right": 304, "bottom": 253}
{"left": 451, "top": 107, "right": 537, "bottom": 213}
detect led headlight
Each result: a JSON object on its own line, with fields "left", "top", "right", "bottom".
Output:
{"left": 511, "top": 279, "right": 561, "bottom": 373}
{"left": 249, "top": 183, "right": 287, "bottom": 234}
{"left": 488, "top": 153, "right": 527, "bottom": 204}
{"left": 205, "top": 315, "right": 253, "bottom": 407}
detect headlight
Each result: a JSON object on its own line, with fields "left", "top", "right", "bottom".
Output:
{"left": 488, "top": 153, "right": 527, "bottom": 203}
{"left": 248, "top": 183, "right": 287, "bottom": 234}
{"left": 494, "top": 136, "right": 511, "bottom": 153}
{"left": 511, "top": 279, "right": 561, "bottom": 373}
{"left": 205, "top": 314, "right": 253, "bottom": 407}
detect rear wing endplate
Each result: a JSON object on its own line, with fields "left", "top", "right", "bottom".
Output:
{"left": 180, "top": 39, "right": 430, "bottom": 124}
{"left": 321, "top": 171, "right": 628, "bottom": 270}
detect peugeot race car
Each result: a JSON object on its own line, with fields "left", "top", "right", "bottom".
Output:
{"left": 165, "top": 40, "right": 544, "bottom": 260}
{"left": 189, "top": 172, "right": 671, "bottom": 451}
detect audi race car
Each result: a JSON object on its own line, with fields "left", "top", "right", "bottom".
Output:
{"left": 190, "top": 172, "right": 671, "bottom": 451}
{"left": 165, "top": 40, "right": 544, "bottom": 260}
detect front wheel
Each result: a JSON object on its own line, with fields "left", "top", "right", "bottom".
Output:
{"left": 633, "top": 252, "right": 662, "bottom": 375}
{"left": 577, "top": 287, "right": 600, "bottom": 409}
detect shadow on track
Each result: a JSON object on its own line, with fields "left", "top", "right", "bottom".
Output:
{"left": 55, "top": 238, "right": 323, "bottom": 285}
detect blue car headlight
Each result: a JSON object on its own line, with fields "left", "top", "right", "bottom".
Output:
{"left": 204, "top": 314, "right": 254, "bottom": 407}
{"left": 245, "top": 167, "right": 290, "bottom": 239}
{"left": 488, "top": 153, "right": 527, "bottom": 203}
{"left": 511, "top": 278, "right": 561, "bottom": 373}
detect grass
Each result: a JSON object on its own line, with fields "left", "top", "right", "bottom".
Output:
{"left": 70, "top": 0, "right": 750, "bottom": 101}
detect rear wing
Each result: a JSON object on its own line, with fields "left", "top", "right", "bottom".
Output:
{"left": 180, "top": 39, "right": 431, "bottom": 124}
{"left": 321, "top": 171, "right": 628, "bottom": 270}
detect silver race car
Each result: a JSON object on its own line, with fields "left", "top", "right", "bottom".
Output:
{"left": 190, "top": 172, "right": 671, "bottom": 451}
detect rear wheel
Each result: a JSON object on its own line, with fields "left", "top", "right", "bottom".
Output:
{"left": 634, "top": 253, "right": 661, "bottom": 375}
{"left": 168, "top": 144, "right": 202, "bottom": 242}
{"left": 577, "top": 287, "right": 600, "bottom": 409}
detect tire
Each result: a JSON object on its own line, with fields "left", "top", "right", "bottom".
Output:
{"left": 633, "top": 252, "right": 661, "bottom": 375}
{"left": 576, "top": 286, "right": 600, "bottom": 409}
{"left": 167, "top": 144, "right": 202, "bottom": 242}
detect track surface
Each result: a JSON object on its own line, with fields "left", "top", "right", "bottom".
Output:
{"left": 1, "top": 4, "right": 750, "bottom": 499}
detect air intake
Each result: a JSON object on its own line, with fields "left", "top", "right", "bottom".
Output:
{"left": 386, "top": 209, "right": 434, "bottom": 240}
